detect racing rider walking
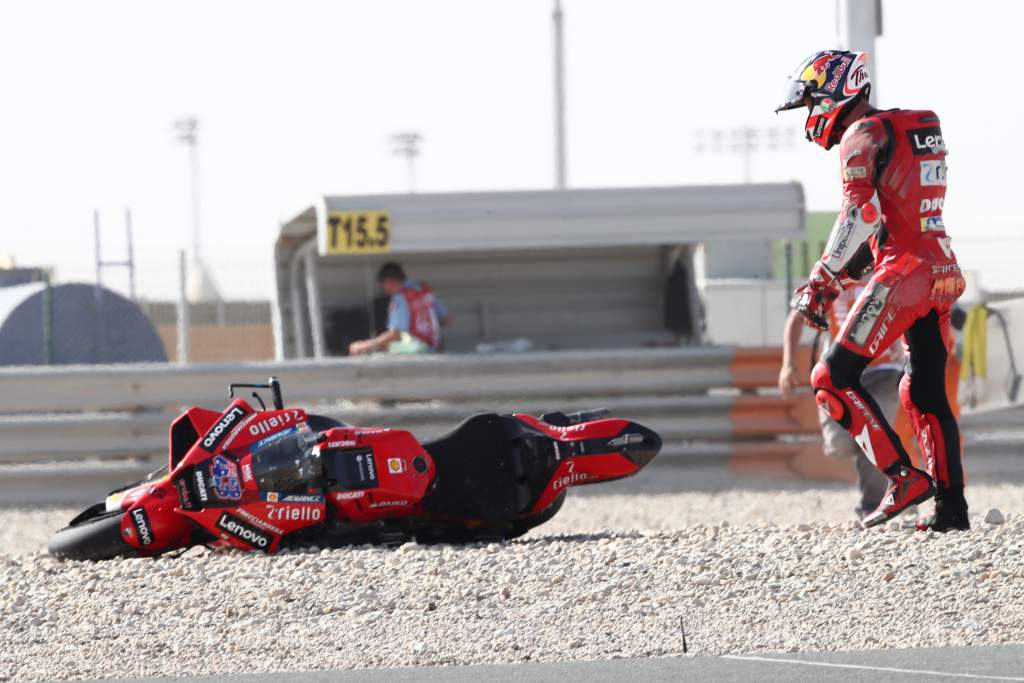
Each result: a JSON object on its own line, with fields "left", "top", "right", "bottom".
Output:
{"left": 776, "top": 50, "right": 968, "bottom": 530}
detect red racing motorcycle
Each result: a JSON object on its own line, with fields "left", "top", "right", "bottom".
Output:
{"left": 49, "top": 378, "right": 661, "bottom": 560}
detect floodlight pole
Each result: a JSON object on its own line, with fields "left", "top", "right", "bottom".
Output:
{"left": 838, "top": 0, "right": 882, "bottom": 103}
{"left": 174, "top": 117, "right": 202, "bottom": 265}
{"left": 553, "top": 0, "right": 567, "bottom": 189}
{"left": 391, "top": 131, "right": 422, "bottom": 193}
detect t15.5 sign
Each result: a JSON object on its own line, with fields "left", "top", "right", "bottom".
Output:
{"left": 325, "top": 211, "right": 391, "bottom": 254}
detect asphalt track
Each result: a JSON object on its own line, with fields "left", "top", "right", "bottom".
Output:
{"left": 89, "top": 644, "right": 1024, "bottom": 682}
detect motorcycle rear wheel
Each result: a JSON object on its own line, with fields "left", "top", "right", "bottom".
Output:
{"left": 48, "top": 508, "right": 137, "bottom": 561}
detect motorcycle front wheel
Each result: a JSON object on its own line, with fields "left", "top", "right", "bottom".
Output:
{"left": 48, "top": 506, "right": 137, "bottom": 561}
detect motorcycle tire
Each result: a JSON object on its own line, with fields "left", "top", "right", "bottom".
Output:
{"left": 48, "top": 508, "right": 136, "bottom": 561}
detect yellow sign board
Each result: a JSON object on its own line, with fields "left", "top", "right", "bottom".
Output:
{"left": 325, "top": 210, "right": 391, "bottom": 254}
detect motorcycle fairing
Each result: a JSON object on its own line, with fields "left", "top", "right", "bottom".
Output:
{"left": 169, "top": 407, "right": 222, "bottom": 469}
{"left": 318, "top": 427, "right": 436, "bottom": 523}
{"left": 419, "top": 413, "right": 661, "bottom": 521}
{"left": 514, "top": 414, "right": 661, "bottom": 514}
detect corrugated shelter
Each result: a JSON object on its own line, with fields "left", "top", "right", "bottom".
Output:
{"left": 0, "top": 283, "right": 167, "bottom": 366}
{"left": 274, "top": 183, "right": 805, "bottom": 358}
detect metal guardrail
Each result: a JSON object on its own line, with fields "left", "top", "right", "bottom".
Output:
{"left": 0, "top": 347, "right": 739, "bottom": 413}
{"left": 1, "top": 346, "right": 1021, "bottom": 505}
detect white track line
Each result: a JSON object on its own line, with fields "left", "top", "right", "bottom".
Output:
{"left": 721, "top": 654, "right": 1024, "bottom": 681}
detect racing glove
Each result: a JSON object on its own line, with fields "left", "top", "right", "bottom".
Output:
{"left": 790, "top": 261, "right": 858, "bottom": 331}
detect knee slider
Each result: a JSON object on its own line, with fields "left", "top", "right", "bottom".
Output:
{"left": 811, "top": 361, "right": 847, "bottom": 422}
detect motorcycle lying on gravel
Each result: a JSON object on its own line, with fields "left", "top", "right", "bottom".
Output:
{"left": 49, "top": 378, "right": 661, "bottom": 561}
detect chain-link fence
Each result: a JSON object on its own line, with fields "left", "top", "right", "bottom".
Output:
{"left": 139, "top": 299, "right": 273, "bottom": 362}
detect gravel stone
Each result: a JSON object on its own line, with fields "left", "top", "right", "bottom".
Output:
{"left": 2, "top": 472, "right": 1023, "bottom": 681}
{"left": 985, "top": 508, "right": 1006, "bottom": 525}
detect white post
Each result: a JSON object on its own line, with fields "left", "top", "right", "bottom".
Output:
{"left": 838, "top": 0, "right": 882, "bottom": 103}
{"left": 553, "top": 0, "right": 567, "bottom": 189}
{"left": 304, "top": 246, "right": 326, "bottom": 359}
{"left": 176, "top": 249, "right": 190, "bottom": 363}
{"left": 289, "top": 246, "right": 308, "bottom": 359}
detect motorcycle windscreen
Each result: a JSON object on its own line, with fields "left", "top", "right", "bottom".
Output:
{"left": 250, "top": 431, "right": 322, "bottom": 493}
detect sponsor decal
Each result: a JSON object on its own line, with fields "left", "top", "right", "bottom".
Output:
{"left": 828, "top": 219, "right": 855, "bottom": 261}
{"left": 921, "top": 216, "right": 946, "bottom": 232}
{"left": 387, "top": 457, "right": 406, "bottom": 474}
{"left": 216, "top": 512, "right": 271, "bottom": 549}
{"left": 248, "top": 410, "right": 303, "bottom": 438}
{"left": 279, "top": 493, "right": 325, "bottom": 504}
{"left": 854, "top": 425, "right": 878, "bottom": 465}
{"left": 335, "top": 491, "right": 365, "bottom": 501}
{"left": 259, "top": 491, "right": 325, "bottom": 504}
{"left": 210, "top": 454, "right": 242, "bottom": 500}
{"left": 931, "top": 263, "right": 960, "bottom": 274}
{"left": 222, "top": 412, "right": 258, "bottom": 450}
{"left": 552, "top": 471, "right": 591, "bottom": 491}
{"left": 265, "top": 504, "right": 324, "bottom": 522}
{"left": 326, "top": 440, "right": 357, "bottom": 449}
{"left": 358, "top": 453, "right": 376, "bottom": 484}
{"left": 194, "top": 469, "right": 210, "bottom": 503}
{"left": 241, "top": 462, "right": 253, "bottom": 482}
{"left": 175, "top": 476, "right": 196, "bottom": 510}
{"left": 920, "top": 159, "right": 947, "bottom": 187}
{"left": 359, "top": 453, "right": 376, "bottom": 483}
{"left": 920, "top": 197, "right": 945, "bottom": 213}
{"left": 254, "top": 425, "right": 297, "bottom": 450}
{"left": 329, "top": 449, "right": 380, "bottom": 491}
{"left": 824, "top": 55, "right": 851, "bottom": 93}
{"left": 846, "top": 283, "right": 891, "bottom": 346}
{"left": 552, "top": 460, "right": 590, "bottom": 491}
{"left": 813, "top": 116, "right": 827, "bottom": 139}
{"left": 845, "top": 390, "right": 881, "bottom": 432}
{"left": 843, "top": 165, "right": 868, "bottom": 181}
{"left": 868, "top": 308, "right": 898, "bottom": 355}
{"left": 931, "top": 275, "right": 965, "bottom": 301}
{"left": 237, "top": 508, "right": 284, "bottom": 535}
{"left": 907, "top": 127, "right": 945, "bottom": 156}
{"left": 369, "top": 499, "right": 409, "bottom": 509}
{"left": 129, "top": 507, "right": 154, "bottom": 546}
{"left": 202, "top": 406, "right": 249, "bottom": 452}
{"left": 847, "top": 64, "right": 868, "bottom": 89}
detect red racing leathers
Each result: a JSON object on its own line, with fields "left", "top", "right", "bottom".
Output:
{"left": 809, "top": 109, "right": 965, "bottom": 496}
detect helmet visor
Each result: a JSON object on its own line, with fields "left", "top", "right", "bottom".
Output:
{"left": 775, "top": 78, "right": 812, "bottom": 113}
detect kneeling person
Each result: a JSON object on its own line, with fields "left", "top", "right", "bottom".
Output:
{"left": 349, "top": 262, "right": 451, "bottom": 355}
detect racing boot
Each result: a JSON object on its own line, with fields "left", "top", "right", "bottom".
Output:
{"left": 862, "top": 465, "right": 935, "bottom": 528}
{"left": 916, "top": 488, "right": 970, "bottom": 532}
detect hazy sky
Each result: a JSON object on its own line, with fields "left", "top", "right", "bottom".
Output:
{"left": 2, "top": 0, "right": 1022, "bottom": 299}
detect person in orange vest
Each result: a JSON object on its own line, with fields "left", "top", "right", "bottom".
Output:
{"left": 349, "top": 262, "right": 451, "bottom": 355}
{"left": 780, "top": 275, "right": 914, "bottom": 519}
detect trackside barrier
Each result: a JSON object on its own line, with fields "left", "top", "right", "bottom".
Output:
{"left": 0, "top": 346, "right": 1020, "bottom": 505}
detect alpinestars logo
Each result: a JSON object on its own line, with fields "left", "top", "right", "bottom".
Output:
{"left": 202, "top": 406, "right": 249, "bottom": 452}
{"left": 216, "top": 512, "right": 271, "bottom": 549}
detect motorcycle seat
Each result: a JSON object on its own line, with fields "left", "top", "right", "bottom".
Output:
{"left": 420, "top": 413, "right": 556, "bottom": 522}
